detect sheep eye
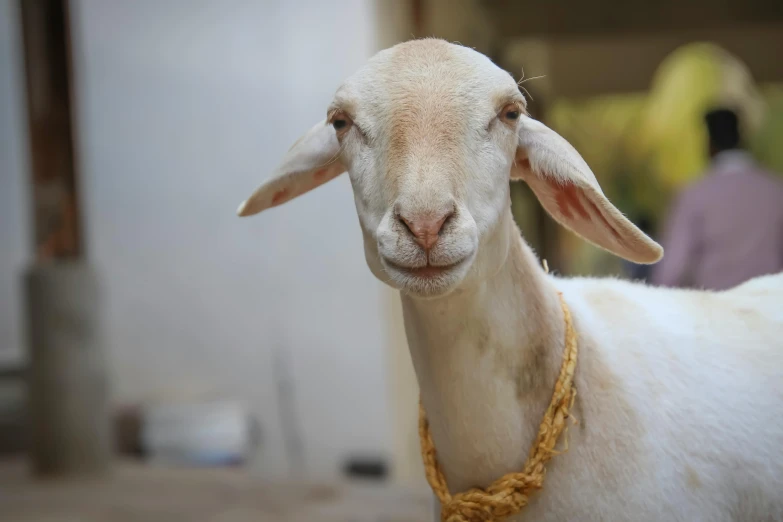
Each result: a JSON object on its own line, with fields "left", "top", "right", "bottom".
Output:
{"left": 329, "top": 111, "right": 353, "bottom": 135}
{"left": 500, "top": 103, "right": 522, "bottom": 123}
{"left": 499, "top": 103, "right": 522, "bottom": 125}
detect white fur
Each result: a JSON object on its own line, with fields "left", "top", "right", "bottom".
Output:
{"left": 238, "top": 39, "right": 783, "bottom": 520}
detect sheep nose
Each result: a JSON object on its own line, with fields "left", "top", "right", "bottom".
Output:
{"left": 399, "top": 210, "right": 453, "bottom": 251}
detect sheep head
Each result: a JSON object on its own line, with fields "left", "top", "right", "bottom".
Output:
{"left": 238, "top": 39, "right": 663, "bottom": 298}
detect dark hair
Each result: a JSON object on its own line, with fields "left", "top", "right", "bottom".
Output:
{"left": 704, "top": 108, "right": 741, "bottom": 152}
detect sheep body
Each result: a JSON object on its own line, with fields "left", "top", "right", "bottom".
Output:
{"left": 237, "top": 38, "right": 783, "bottom": 521}
{"left": 414, "top": 223, "right": 783, "bottom": 522}
{"left": 536, "top": 272, "right": 783, "bottom": 521}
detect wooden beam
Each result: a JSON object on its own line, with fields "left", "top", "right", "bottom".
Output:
{"left": 500, "top": 24, "right": 783, "bottom": 99}
{"left": 411, "top": 0, "right": 425, "bottom": 36}
{"left": 19, "top": 0, "right": 83, "bottom": 260}
{"left": 481, "top": 0, "right": 783, "bottom": 39}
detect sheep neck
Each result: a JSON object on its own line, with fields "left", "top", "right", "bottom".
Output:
{"left": 400, "top": 210, "right": 566, "bottom": 492}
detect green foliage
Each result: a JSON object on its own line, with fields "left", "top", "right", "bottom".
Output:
{"left": 752, "top": 86, "right": 783, "bottom": 174}
{"left": 539, "top": 43, "right": 782, "bottom": 276}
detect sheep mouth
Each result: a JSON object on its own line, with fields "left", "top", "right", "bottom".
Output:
{"left": 383, "top": 258, "right": 468, "bottom": 279}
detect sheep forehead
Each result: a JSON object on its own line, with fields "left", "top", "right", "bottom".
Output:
{"left": 333, "top": 39, "right": 522, "bottom": 131}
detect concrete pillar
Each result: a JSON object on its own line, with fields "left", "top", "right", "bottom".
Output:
{"left": 25, "top": 261, "right": 111, "bottom": 476}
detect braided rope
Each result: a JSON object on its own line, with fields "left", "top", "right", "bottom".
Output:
{"left": 419, "top": 292, "right": 578, "bottom": 522}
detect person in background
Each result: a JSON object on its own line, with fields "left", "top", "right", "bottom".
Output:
{"left": 651, "top": 107, "right": 783, "bottom": 290}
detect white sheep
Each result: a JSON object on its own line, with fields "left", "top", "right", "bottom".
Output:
{"left": 237, "top": 39, "right": 783, "bottom": 521}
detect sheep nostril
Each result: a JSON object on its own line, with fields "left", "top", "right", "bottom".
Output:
{"left": 397, "top": 210, "right": 454, "bottom": 252}
{"left": 399, "top": 215, "right": 415, "bottom": 236}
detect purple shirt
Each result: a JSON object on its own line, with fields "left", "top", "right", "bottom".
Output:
{"left": 651, "top": 151, "right": 783, "bottom": 291}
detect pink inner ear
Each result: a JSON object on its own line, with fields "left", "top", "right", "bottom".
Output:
{"left": 271, "top": 188, "right": 289, "bottom": 205}
{"left": 550, "top": 180, "right": 590, "bottom": 221}
{"left": 585, "top": 198, "right": 623, "bottom": 242}
{"left": 267, "top": 168, "right": 339, "bottom": 209}
{"left": 547, "top": 179, "right": 626, "bottom": 245}
{"left": 309, "top": 168, "right": 337, "bottom": 191}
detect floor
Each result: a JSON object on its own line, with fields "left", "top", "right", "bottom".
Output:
{"left": 0, "top": 459, "right": 433, "bottom": 522}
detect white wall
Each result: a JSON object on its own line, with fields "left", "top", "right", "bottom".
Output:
{"left": 0, "top": 0, "right": 29, "bottom": 367}
{"left": 69, "top": 0, "right": 391, "bottom": 478}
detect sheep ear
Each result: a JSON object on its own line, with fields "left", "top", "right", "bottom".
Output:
{"left": 237, "top": 120, "right": 346, "bottom": 217}
{"left": 511, "top": 115, "right": 663, "bottom": 264}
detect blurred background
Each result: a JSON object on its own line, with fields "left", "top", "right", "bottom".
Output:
{"left": 1, "top": 0, "right": 782, "bottom": 520}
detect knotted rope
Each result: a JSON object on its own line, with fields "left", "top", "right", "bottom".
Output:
{"left": 418, "top": 292, "right": 578, "bottom": 522}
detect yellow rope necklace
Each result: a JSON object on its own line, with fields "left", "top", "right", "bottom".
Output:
{"left": 418, "top": 292, "right": 578, "bottom": 522}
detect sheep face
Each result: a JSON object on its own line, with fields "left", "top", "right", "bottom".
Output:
{"left": 238, "top": 39, "right": 662, "bottom": 298}
{"left": 332, "top": 40, "right": 525, "bottom": 298}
